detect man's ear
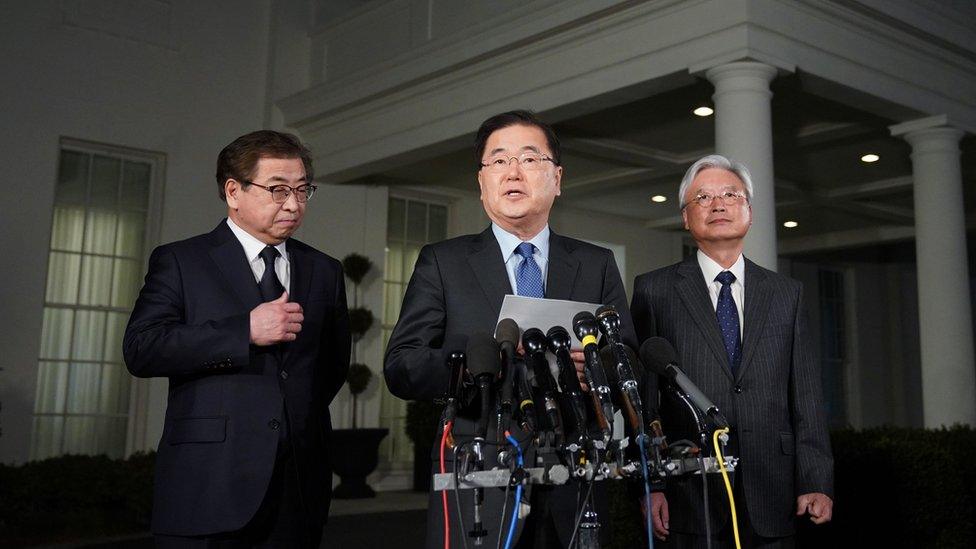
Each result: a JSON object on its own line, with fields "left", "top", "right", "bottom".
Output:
{"left": 554, "top": 165, "right": 562, "bottom": 197}
{"left": 682, "top": 208, "right": 690, "bottom": 230}
{"left": 477, "top": 170, "right": 485, "bottom": 200}
{"left": 225, "top": 179, "right": 241, "bottom": 208}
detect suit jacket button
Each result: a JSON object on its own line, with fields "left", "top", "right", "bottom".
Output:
{"left": 733, "top": 385, "right": 743, "bottom": 394}
{"left": 279, "top": 370, "right": 289, "bottom": 380}
{"left": 269, "top": 419, "right": 280, "bottom": 430}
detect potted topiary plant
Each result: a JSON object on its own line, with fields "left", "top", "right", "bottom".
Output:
{"left": 330, "top": 253, "right": 388, "bottom": 499}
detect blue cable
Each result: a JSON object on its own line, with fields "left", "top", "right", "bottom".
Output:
{"left": 638, "top": 434, "right": 654, "bottom": 549}
{"left": 503, "top": 432, "right": 524, "bottom": 549}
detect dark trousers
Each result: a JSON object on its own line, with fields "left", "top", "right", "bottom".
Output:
{"left": 155, "top": 447, "right": 322, "bottom": 549}
{"left": 660, "top": 479, "right": 794, "bottom": 549}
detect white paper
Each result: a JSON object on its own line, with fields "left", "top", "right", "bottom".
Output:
{"left": 496, "top": 294, "right": 602, "bottom": 349}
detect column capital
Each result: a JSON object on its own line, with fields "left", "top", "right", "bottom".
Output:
{"left": 890, "top": 114, "right": 964, "bottom": 140}
{"left": 704, "top": 61, "right": 779, "bottom": 86}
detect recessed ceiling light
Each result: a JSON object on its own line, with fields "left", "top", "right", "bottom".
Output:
{"left": 860, "top": 153, "right": 880, "bottom": 163}
{"left": 651, "top": 195, "right": 667, "bottom": 203}
{"left": 693, "top": 106, "right": 714, "bottom": 117}
{"left": 783, "top": 221, "right": 798, "bottom": 228}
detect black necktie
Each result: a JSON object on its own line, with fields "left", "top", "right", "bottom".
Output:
{"left": 258, "top": 246, "right": 284, "bottom": 301}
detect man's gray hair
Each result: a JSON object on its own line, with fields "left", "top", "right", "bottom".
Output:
{"left": 677, "top": 154, "right": 754, "bottom": 210}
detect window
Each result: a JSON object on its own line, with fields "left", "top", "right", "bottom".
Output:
{"left": 818, "top": 268, "right": 847, "bottom": 427}
{"left": 379, "top": 197, "right": 448, "bottom": 465}
{"left": 31, "top": 141, "right": 161, "bottom": 459}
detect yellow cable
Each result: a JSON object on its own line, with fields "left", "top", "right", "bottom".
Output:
{"left": 713, "top": 427, "right": 741, "bottom": 549}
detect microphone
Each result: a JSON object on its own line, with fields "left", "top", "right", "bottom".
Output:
{"left": 466, "top": 332, "right": 501, "bottom": 441}
{"left": 573, "top": 311, "right": 615, "bottom": 439}
{"left": 464, "top": 332, "right": 499, "bottom": 546}
{"left": 600, "top": 344, "right": 644, "bottom": 432}
{"left": 546, "top": 326, "right": 589, "bottom": 438}
{"left": 522, "top": 327, "right": 563, "bottom": 438}
{"left": 495, "top": 319, "right": 519, "bottom": 434}
{"left": 639, "top": 337, "right": 729, "bottom": 429}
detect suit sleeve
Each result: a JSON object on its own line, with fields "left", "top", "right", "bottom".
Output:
{"left": 123, "top": 246, "right": 250, "bottom": 378}
{"left": 602, "top": 250, "right": 638, "bottom": 350}
{"left": 629, "top": 273, "right": 660, "bottom": 421}
{"left": 383, "top": 245, "right": 450, "bottom": 401}
{"left": 321, "top": 263, "right": 351, "bottom": 404}
{"left": 789, "top": 285, "right": 835, "bottom": 498}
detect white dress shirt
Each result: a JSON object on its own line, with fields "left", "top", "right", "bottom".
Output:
{"left": 226, "top": 218, "right": 291, "bottom": 294}
{"left": 697, "top": 249, "right": 744, "bottom": 338}
{"left": 492, "top": 223, "right": 550, "bottom": 295}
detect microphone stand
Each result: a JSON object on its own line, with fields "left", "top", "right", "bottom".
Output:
{"left": 664, "top": 383, "right": 713, "bottom": 549}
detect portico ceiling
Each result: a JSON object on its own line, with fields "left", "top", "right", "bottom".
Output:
{"left": 349, "top": 74, "right": 974, "bottom": 254}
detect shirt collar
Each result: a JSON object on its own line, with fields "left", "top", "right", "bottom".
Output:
{"left": 226, "top": 217, "right": 288, "bottom": 262}
{"left": 697, "top": 249, "right": 744, "bottom": 286}
{"left": 492, "top": 223, "right": 550, "bottom": 261}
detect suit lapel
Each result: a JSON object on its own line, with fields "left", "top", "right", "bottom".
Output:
{"left": 737, "top": 258, "right": 772, "bottom": 381}
{"left": 281, "top": 242, "right": 313, "bottom": 364}
{"left": 675, "top": 256, "right": 734, "bottom": 382}
{"left": 208, "top": 221, "right": 262, "bottom": 311}
{"left": 545, "top": 234, "right": 580, "bottom": 301}
{"left": 467, "top": 228, "right": 512, "bottom": 320}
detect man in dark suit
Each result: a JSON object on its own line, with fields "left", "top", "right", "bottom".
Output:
{"left": 124, "top": 130, "right": 350, "bottom": 548}
{"left": 384, "top": 110, "right": 636, "bottom": 548}
{"left": 631, "top": 155, "right": 833, "bottom": 548}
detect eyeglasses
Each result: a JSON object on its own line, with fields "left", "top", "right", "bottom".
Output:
{"left": 685, "top": 190, "right": 748, "bottom": 209}
{"left": 245, "top": 181, "right": 317, "bottom": 203}
{"left": 480, "top": 152, "right": 555, "bottom": 173}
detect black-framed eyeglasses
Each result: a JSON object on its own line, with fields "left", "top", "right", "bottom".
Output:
{"left": 480, "top": 152, "right": 556, "bottom": 173}
{"left": 244, "top": 181, "right": 317, "bottom": 204}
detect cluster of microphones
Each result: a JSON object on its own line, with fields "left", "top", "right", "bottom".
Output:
{"left": 435, "top": 305, "right": 737, "bottom": 547}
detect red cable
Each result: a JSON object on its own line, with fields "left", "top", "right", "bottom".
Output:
{"left": 440, "top": 420, "right": 453, "bottom": 549}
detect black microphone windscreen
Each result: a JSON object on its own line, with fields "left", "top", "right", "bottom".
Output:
{"left": 495, "top": 318, "right": 520, "bottom": 347}
{"left": 443, "top": 333, "right": 469, "bottom": 355}
{"left": 466, "top": 332, "right": 501, "bottom": 378}
{"left": 639, "top": 337, "right": 680, "bottom": 376}
{"left": 595, "top": 305, "right": 615, "bottom": 318}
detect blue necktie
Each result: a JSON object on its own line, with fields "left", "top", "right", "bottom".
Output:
{"left": 715, "top": 271, "right": 741, "bottom": 374}
{"left": 515, "top": 242, "right": 544, "bottom": 298}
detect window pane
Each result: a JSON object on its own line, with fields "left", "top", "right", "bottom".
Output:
{"left": 103, "top": 312, "right": 128, "bottom": 364}
{"left": 99, "top": 363, "right": 131, "bottom": 415}
{"left": 40, "top": 307, "right": 74, "bottom": 360}
{"left": 112, "top": 258, "right": 142, "bottom": 308}
{"left": 115, "top": 211, "right": 145, "bottom": 258}
{"left": 72, "top": 310, "right": 107, "bottom": 360}
{"left": 387, "top": 198, "right": 405, "bottom": 239}
{"left": 66, "top": 362, "right": 102, "bottom": 414}
{"left": 84, "top": 209, "right": 118, "bottom": 255}
{"left": 34, "top": 362, "right": 68, "bottom": 413}
{"left": 45, "top": 252, "right": 81, "bottom": 304}
{"left": 50, "top": 205, "right": 86, "bottom": 251}
{"left": 429, "top": 204, "right": 447, "bottom": 242}
{"left": 384, "top": 243, "right": 403, "bottom": 284}
{"left": 406, "top": 201, "right": 427, "bottom": 242}
{"left": 63, "top": 416, "right": 97, "bottom": 455}
{"left": 384, "top": 282, "right": 403, "bottom": 325}
{"left": 78, "top": 255, "right": 113, "bottom": 306}
{"left": 56, "top": 151, "right": 90, "bottom": 205}
{"left": 121, "top": 160, "right": 151, "bottom": 210}
{"left": 31, "top": 416, "right": 65, "bottom": 460}
{"left": 404, "top": 244, "right": 422, "bottom": 277}
{"left": 90, "top": 155, "right": 120, "bottom": 209}
{"left": 94, "top": 417, "right": 128, "bottom": 459}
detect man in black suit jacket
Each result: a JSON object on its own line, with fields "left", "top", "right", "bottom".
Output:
{"left": 631, "top": 155, "right": 833, "bottom": 547}
{"left": 124, "top": 130, "right": 350, "bottom": 548}
{"left": 384, "top": 111, "right": 636, "bottom": 548}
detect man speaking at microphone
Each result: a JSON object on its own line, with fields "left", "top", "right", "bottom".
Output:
{"left": 124, "top": 131, "right": 350, "bottom": 547}
{"left": 631, "top": 155, "right": 833, "bottom": 547}
{"left": 384, "top": 110, "right": 636, "bottom": 548}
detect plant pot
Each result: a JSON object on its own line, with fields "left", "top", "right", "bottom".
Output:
{"left": 330, "top": 428, "right": 389, "bottom": 499}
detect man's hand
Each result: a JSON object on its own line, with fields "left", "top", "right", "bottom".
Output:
{"left": 250, "top": 292, "right": 303, "bottom": 345}
{"left": 641, "top": 492, "right": 669, "bottom": 540}
{"left": 796, "top": 492, "right": 833, "bottom": 524}
{"left": 571, "top": 350, "right": 590, "bottom": 392}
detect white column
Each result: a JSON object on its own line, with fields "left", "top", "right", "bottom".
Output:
{"left": 891, "top": 115, "right": 976, "bottom": 427}
{"left": 706, "top": 62, "right": 779, "bottom": 271}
